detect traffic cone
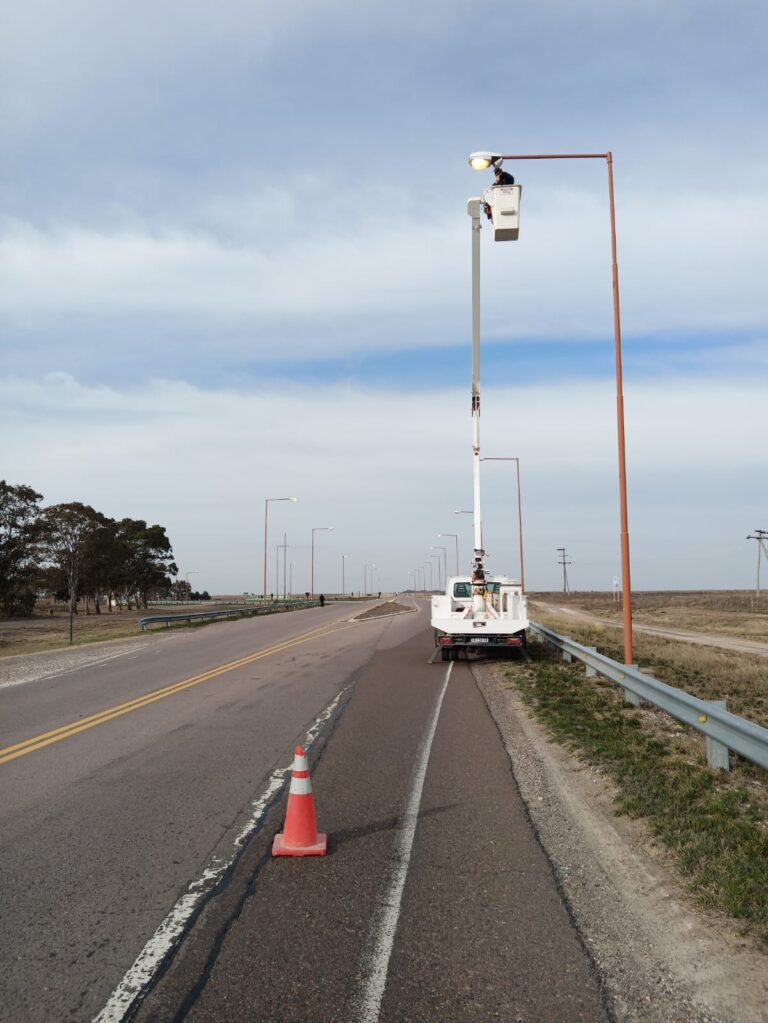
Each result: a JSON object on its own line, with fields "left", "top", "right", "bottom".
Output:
{"left": 272, "top": 746, "right": 327, "bottom": 856}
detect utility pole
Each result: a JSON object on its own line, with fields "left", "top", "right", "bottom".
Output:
{"left": 556, "top": 547, "right": 572, "bottom": 594}
{"left": 746, "top": 530, "right": 768, "bottom": 600}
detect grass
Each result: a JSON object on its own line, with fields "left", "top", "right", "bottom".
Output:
{"left": 505, "top": 641, "right": 768, "bottom": 945}
{"left": 0, "top": 602, "right": 218, "bottom": 657}
{"left": 529, "top": 605, "right": 768, "bottom": 729}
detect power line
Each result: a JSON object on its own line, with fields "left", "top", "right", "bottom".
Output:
{"left": 560, "top": 548, "right": 572, "bottom": 597}
{"left": 744, "top": 527, "right": 768, "bottom": 597}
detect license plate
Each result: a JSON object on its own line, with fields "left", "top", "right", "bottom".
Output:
{"left": 470, "top": 637, "right": 490, "bottom": 644}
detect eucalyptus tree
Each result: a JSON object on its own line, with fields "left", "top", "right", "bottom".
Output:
{"left": 0, "top": 480, "right": 43, "bottom": 617}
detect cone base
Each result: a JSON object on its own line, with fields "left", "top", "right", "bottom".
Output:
{"left": 272, "top": 832, "right": 327, "bottom": 857}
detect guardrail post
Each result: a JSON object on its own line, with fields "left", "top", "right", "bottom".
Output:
{"left": 561, "top": 637, "right": 573, "bottom": 663}
{"left": 622, "top": 665, "right": 643, "bottom": 706}
{"left": 706, "top": 700, "right": 730, "bottom": 772}
{"left": 585, "top": 648, "right": 597, "bottom": 677}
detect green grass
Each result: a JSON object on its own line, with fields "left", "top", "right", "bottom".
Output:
{"left": 508, "top": 642, "right": 768, "bottom": 945}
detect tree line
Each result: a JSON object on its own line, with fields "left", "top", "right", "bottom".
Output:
{"left": 0, "top": 480, "right": 178, "bottom": 622}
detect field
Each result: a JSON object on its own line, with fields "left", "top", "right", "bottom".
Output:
{"left": 530, "top": 589, "right": 768, "bottom": 642}
{"left": 528, "top": 599, "right": 768, "bottom": 729}
{"left": 0, "top": 602, "right": 213, "bottom": 658}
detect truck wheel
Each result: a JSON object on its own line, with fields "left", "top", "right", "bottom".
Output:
{"left": 441, "top": 648, "right": 451, "bottom": 662}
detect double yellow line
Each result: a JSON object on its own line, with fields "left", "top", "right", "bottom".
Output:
{"left": 0, "top": 619, "right": 352, "bottom": 767}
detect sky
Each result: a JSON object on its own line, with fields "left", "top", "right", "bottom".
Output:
{"left": 2, "top": 0, "right": 767, "bottom": 595}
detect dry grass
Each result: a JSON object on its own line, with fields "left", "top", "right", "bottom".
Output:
{"left": 529, "top": 603, "right": 768, "bottom": 731}
{"left": 530, "top": 590, "right": 768, "bottom": 642}
{"left": 507, "top": 644, "right": 768, "bottom": 945}
{"left": 0, "top": 602, "right": 212, "bottom": 657}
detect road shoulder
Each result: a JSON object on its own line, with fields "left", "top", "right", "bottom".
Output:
{"left": 474, "top": 661, "right": 768, "bottom": 1023}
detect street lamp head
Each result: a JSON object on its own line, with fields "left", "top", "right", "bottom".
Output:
{"left": 468, "top": 151, "right": 502, "bottom": 171}
{"left": 289, "top": 497, "right": 298, "bottom": 502}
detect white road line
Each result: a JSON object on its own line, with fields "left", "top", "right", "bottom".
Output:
{"left": 92, "top": 689, "right": 345, "bottom": 1023}
{"left": 352, "top": 662, "right": 453, "bottom": 1023}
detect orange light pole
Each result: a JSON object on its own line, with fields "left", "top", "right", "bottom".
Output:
{"left": 484, "top": 150, "right": 633, "bottom": 663}
{"left": 481, "top": 456, "right": 525, "bottom": 593}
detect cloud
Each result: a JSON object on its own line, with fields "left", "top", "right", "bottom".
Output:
{"left": 2, "top": 178, "right": 767, "bottom": 379}
{"left": 2, "top": 372, "right": 764, "bottom": 593}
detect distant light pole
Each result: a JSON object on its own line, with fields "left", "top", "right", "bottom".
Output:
{"left": 431, "top": 545, "right": 448, "bottom": 589}
{"left": 264, "top": 497, "right": 298, "bottom": 601}
{"left": 277, "top": 534, "right": 288, "bottom": 599}
{"left": 438, "top": 533, "right": 459, "bottom": 576}
{"left": 341, "top": 554, "right": 348, "bottom": 595}
{"left": 185, "top": 570, "right": 198, "bottom": 604}
{"left": 364, "top": 563, "right": 376, "bottom": 594}
{"left": 424, "top": 561, "right": 433, "bottom": 591}
{"left": 481, "top": 456, "right": 525, "bottom": 592}
{"left": 430, "top": 553, "right": 442, "bottom": 590}
{"left": 289, "top": 561, "right": 295, "bottom": 596}
{"left": 469, "top": 147, "right": 634, "bottom": 663}
{"left": 454, "top": 510, "right": 477, "bottom": 558}
{"left": 311, "top": 527, "right": 333, "bottom": 596}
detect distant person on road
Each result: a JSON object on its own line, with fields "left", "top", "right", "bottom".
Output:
{"left": 319, "top": 594, "right": 325, "bottom": 607}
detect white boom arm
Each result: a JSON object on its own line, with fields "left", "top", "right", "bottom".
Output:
{"left": 468, "top": 198, "right": 486, "bottom": 614}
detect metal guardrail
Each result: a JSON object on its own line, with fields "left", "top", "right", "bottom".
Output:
{"left": 139, "top": 600, "right": 319, "bottom": 631}
{"left": 529, "top": 620, "right": 768, "bottom": 772}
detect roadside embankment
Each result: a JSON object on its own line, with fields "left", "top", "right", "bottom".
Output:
{"left": 473, "top": 640, "right": 768, "bottom": 1023}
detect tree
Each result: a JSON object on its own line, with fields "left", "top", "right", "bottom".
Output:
{"left": 0, "top": 481, "right": 43, "bottom": 617}
{"left": 115, "top": 519, "right": 177, "bottom": 608}
{"left": 38, "top": 503, "right": 106, "bottom": 643}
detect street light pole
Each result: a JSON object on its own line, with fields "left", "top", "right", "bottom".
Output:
{"left": 311, "top": 527, "right": 334, "bottom": 597}
{"left": 276, "top": 534, "right": 288, "bottom": 599}
{"left": 263, "top": 496, "right": 297, "bottom": 602}
{"left": 430, "top": 553, "right": 442, "bottom": 590}
{"left": 481, "top": 456, "right": 525, "bottom": 592}
{"left": 431, "top": 546, "right": 448, "bottom": 590}
{"left": 364, "top": 563, "right": 375, "bottom": 594}
{"left": 470, "top": 149, "right": 634, "bottom": 663}
{"left": 438, "top": 534, "right": 459, "bottom": 576}
{"left": 341, "top": 554, "right": 348, "bottom": 595}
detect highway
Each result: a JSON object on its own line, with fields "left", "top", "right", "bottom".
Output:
{"left": 1, "top": 600, "right": 608, "bottom": 1022}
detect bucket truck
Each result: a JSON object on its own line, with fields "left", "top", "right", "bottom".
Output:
{"left": 431, "top": 185, "right": 529, "bottom": 661}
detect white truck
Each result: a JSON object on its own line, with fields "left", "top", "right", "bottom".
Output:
{"left": 432, "top": 574, "right": 528, "bottom": 661}
{"left": 431, "top": 166, "right": 528, "bottom": 660}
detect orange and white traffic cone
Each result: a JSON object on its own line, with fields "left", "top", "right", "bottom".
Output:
{"left": 272, "top": 746, "right": 327, "bottom": 857}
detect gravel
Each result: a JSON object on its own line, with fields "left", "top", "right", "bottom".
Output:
{"left": 0, "top": 635, "right": 154, "bottom": 688}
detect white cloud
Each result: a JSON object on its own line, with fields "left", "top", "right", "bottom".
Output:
{"left": 2, "top": 372, "right": 765, "bottom": 594}
{"left": 2, "top": 180, "right": 767, "bottom": 367}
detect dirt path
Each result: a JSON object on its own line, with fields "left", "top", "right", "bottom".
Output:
{"left": 532, "top": 600, "right": 768, "bottom": 658}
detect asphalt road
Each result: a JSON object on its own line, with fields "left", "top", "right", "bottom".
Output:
{"left": 2, "top": 600, "right": 609, "bottom": 1022}
{"left": 0, "top": 600, "right": 387, "bottom": 1022}
{"left": 133, "top": 609, "right": 609, "bottom": 1023}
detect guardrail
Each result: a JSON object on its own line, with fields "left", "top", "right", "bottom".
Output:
{"left": 529, "top": 620, "right": 768, "bottom": 772}
{"left": 139, "top": 600, "right": 319, "bottom": 632}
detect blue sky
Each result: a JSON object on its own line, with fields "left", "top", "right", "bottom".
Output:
{"left": 2, "top": 0, "right": 767, "bottom": 592}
